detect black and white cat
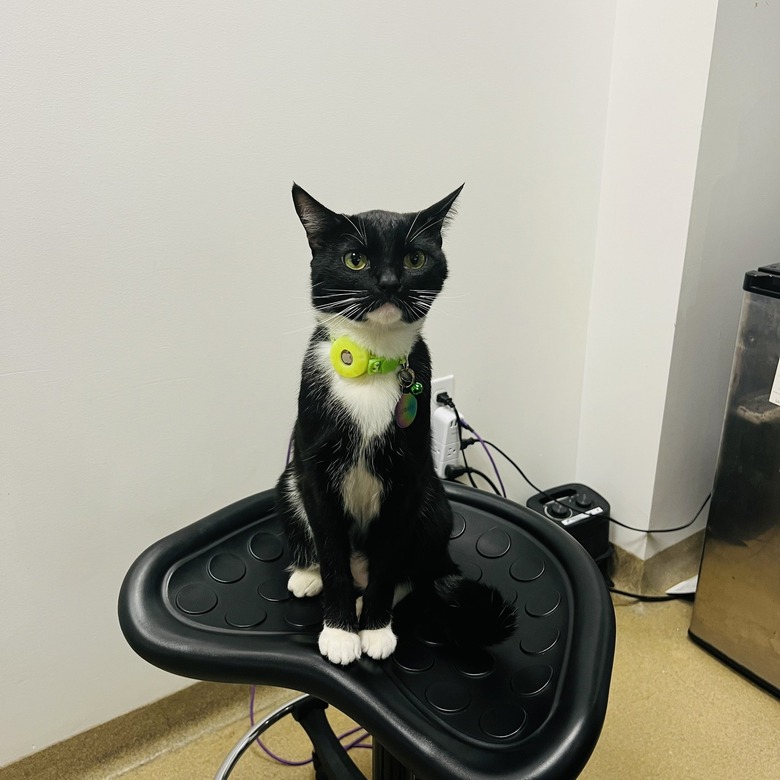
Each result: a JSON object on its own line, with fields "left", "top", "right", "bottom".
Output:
{"left": 276, "top": 184, "right": 515, "bottom": 665}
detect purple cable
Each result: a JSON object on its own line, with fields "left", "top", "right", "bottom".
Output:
{"left": 249, "top": 686, "right": 371, "bottom": 766}
{"left": 459, "top": 417, "right": 507, "bottom": 497}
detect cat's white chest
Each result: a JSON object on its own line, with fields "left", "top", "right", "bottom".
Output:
{"left": 333, "top": 372, "right": 395, "bottom": 524}
{"left": 342, "top": 458, "right": 383, "bottom": 527}
{"left": 316, "top": 342, "right": 400, "bottom": 442}
{"left": 314, "top": 341, "right": 399, "bottom": 525}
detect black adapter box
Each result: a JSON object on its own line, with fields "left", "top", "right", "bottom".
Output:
{"left": 526, "top": 483, "right": 612, "bottom": 579}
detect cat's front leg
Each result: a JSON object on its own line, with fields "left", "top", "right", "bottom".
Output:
{"left": 318, "top": 564, "right": 362, "bottom": 664}
{"left": 317, "top": 564, "right": 362, "bottom": 664}
{"left": 308, "top": 518, "right": 362, "bottom": 665}
{"left": 357, "top": 569, "right": 398, "bottom": 661}
{"left": 276, "top": 467, "right": 323, "bottom": 598}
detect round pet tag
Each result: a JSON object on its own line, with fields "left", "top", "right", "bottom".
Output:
{"left": 395, "top": 393, "right": 418, "bottom": 428}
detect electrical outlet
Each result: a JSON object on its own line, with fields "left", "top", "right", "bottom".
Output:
{"left": 430, "top": 374, "right": 455, "bottom": 413}
{"left": 431, "top": 405, "right": 460, "bottom": 477}
{"left": 430, "top": 374, "right": 459, "bottom": 477}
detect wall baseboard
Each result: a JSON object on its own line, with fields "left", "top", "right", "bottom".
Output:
{"left": 0, "top": 682, "right": 292, "bottom": 780}
{"left": 611, "top": 530, "right": 705, "bottom": 596}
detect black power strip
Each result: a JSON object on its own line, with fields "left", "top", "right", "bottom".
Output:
{"left": 526, "top": 483, "right": 613, "bottom": 580}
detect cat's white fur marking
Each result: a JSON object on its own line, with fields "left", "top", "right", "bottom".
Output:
{"left": 314, "top": 338, "right": 399, "bottom": 442}
{"left": 288, "top": 566, "right": 323, "bottom": 598}
{"left": 319, "top": 311, "right": 423, "bottom": 362}
{"left": 310, "top": 313, "right": 425, "bottom": 663}
{"left": 312, "top": 315, "right": 421, "bottom": 527}
{"left": 365, "top": 303, "right": 403, "bottom": 327}
{"left": 359, "top": 625, "right": 397, "bottom": 660}
{"left": 341, "top": 457, "right": 383, "bottom": 526}
{"left": 314, "top": 310, "right": 425, "bottom": 442}
{"left": 283, "top": 470, "right": 314, "bottom": 540}
{"left": 319, "top": 625, "right": 362, "bottom": 665}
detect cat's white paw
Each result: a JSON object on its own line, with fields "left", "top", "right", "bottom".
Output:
{"left": 359, "top": 625, "right": 397, "bottom": 660}
{"left": 318, "top": 625, "right": 362, "bottom": 665}
{"left": 287, "top": 567, "right": 323, "bottom": 598}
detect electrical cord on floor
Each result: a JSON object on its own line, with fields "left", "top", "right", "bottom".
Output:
{"left": 607, "top": 586, "right": 690, "bottom": 603}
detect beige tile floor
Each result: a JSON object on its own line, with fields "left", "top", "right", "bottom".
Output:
{"left": 3, "top": 599, "right": 779, "bottom": 779}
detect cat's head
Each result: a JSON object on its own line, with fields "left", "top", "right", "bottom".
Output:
{"left": 292, "top": 184, "right": 462, "bottom": 327}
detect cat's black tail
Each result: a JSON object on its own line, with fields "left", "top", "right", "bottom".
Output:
{"left": 429, "top": 574, "right": 516, "bottom": 646}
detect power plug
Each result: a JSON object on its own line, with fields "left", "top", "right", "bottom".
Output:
{"left": 430, "top": 375, "right": 455, "bottom": 415}
{"left": 431, "top": 404, "right": 460, "bottom": 478}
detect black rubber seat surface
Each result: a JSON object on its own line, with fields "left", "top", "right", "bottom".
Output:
{"left": 119, "top": 482, "right": 614, "bottom": 780}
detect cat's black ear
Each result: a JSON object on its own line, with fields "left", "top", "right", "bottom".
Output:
{"left": 292, "top": 184, "right": 342, "bottom": 252}
{"left": 418, "top": 184, "right": 464, "bottom": 236}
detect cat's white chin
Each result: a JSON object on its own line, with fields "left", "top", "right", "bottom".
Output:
{"left": 365, "top": 303, "right": 403, "bottom": 326}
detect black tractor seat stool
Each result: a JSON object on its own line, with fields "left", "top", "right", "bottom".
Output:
{"left": 119, "top": 481, "right": 615, "bottom": 780}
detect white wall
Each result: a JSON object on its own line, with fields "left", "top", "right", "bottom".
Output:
{"left": 577, "top": 0, "right": 780, "bottom": 560}
{"left": 650, "top": 0, "right": 780, "bottom": 557}
{"left": 576, "top": 1, "right": 719, "bottom": 557}
{"left": 0, "top": 1, "right": 618, "bottom": 765}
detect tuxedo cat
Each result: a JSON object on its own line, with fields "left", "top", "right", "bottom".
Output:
{"left": 276, "top": 184, "right": 515, "bottom": 665}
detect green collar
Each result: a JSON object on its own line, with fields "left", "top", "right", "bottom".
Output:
{"left": 329, "top": 336, "right": 406, "bottom": 379}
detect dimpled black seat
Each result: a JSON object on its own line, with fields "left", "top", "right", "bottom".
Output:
{"left": 119, "top": 481, "right": 614, "bottom": 780}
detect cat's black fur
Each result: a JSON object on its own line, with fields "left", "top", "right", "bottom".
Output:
{"left": 275, "top": 184, "right": 515, "bottom": 665}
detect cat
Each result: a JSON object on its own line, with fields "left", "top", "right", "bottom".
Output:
{"left": 275, "top": 184, "right": 516, "bottom": 665}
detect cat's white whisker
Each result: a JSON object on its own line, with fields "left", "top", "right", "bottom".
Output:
{"left": 318, "top": 288, "right": 369, "bottom": 295}
{"left": 281, "top": 322, "right": 322, "bottom": 337}
{"left": 425, "top": 307, "right": 465, "bottom": 321}
{"left": 314, "top": 295, "right": 367, "bottom": 306}
{"left": 404, "top": 211, "right": 421, "bottom": 244}
{"left": 282, "top": 309, "right": 321, "bottom": 321}
{"left": 408, "top": 216, "right": 446, "bottom": 244}
{"left": 417, "top": 292, "right": 468, "bottom": 303}
{"left": 341, "top": 213, "right": 368, "bottom": 245}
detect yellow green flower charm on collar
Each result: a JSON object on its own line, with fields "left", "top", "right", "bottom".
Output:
{"left": 329, "top": 336, "right": 404, "bottom": 379}
{"left": 329, "top": 336, "right": 424, "bottom": 428}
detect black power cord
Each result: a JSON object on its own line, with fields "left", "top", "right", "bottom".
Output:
{"left": 470, "top": 437, "right": 711, "bottom": 538}
{"left": 445, "top": 465, "right": 501, "bottom": 496}
{"left": 436, "top": 394, "right": 708, "bottom": 603}
{"left": 475, "top": 439, "right": 548, "bottom": 496}
{"left": 461, "top": 434, "right": 708, "bottom": 603}
{"left": 607, "top": 493, "right": 712, "bottom": 534}
{"left": 435, "top": 392, "right": 480, "bottom": 490}
{"left": 607, "top": 586, "right": 690, "bottom": 603}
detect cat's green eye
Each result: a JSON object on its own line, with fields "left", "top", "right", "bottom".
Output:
{"left": 343, "top": 251, "right": 369, "bottom": 271}
{"left": 403, "top": 251, "right": 427, "bottom": 270}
